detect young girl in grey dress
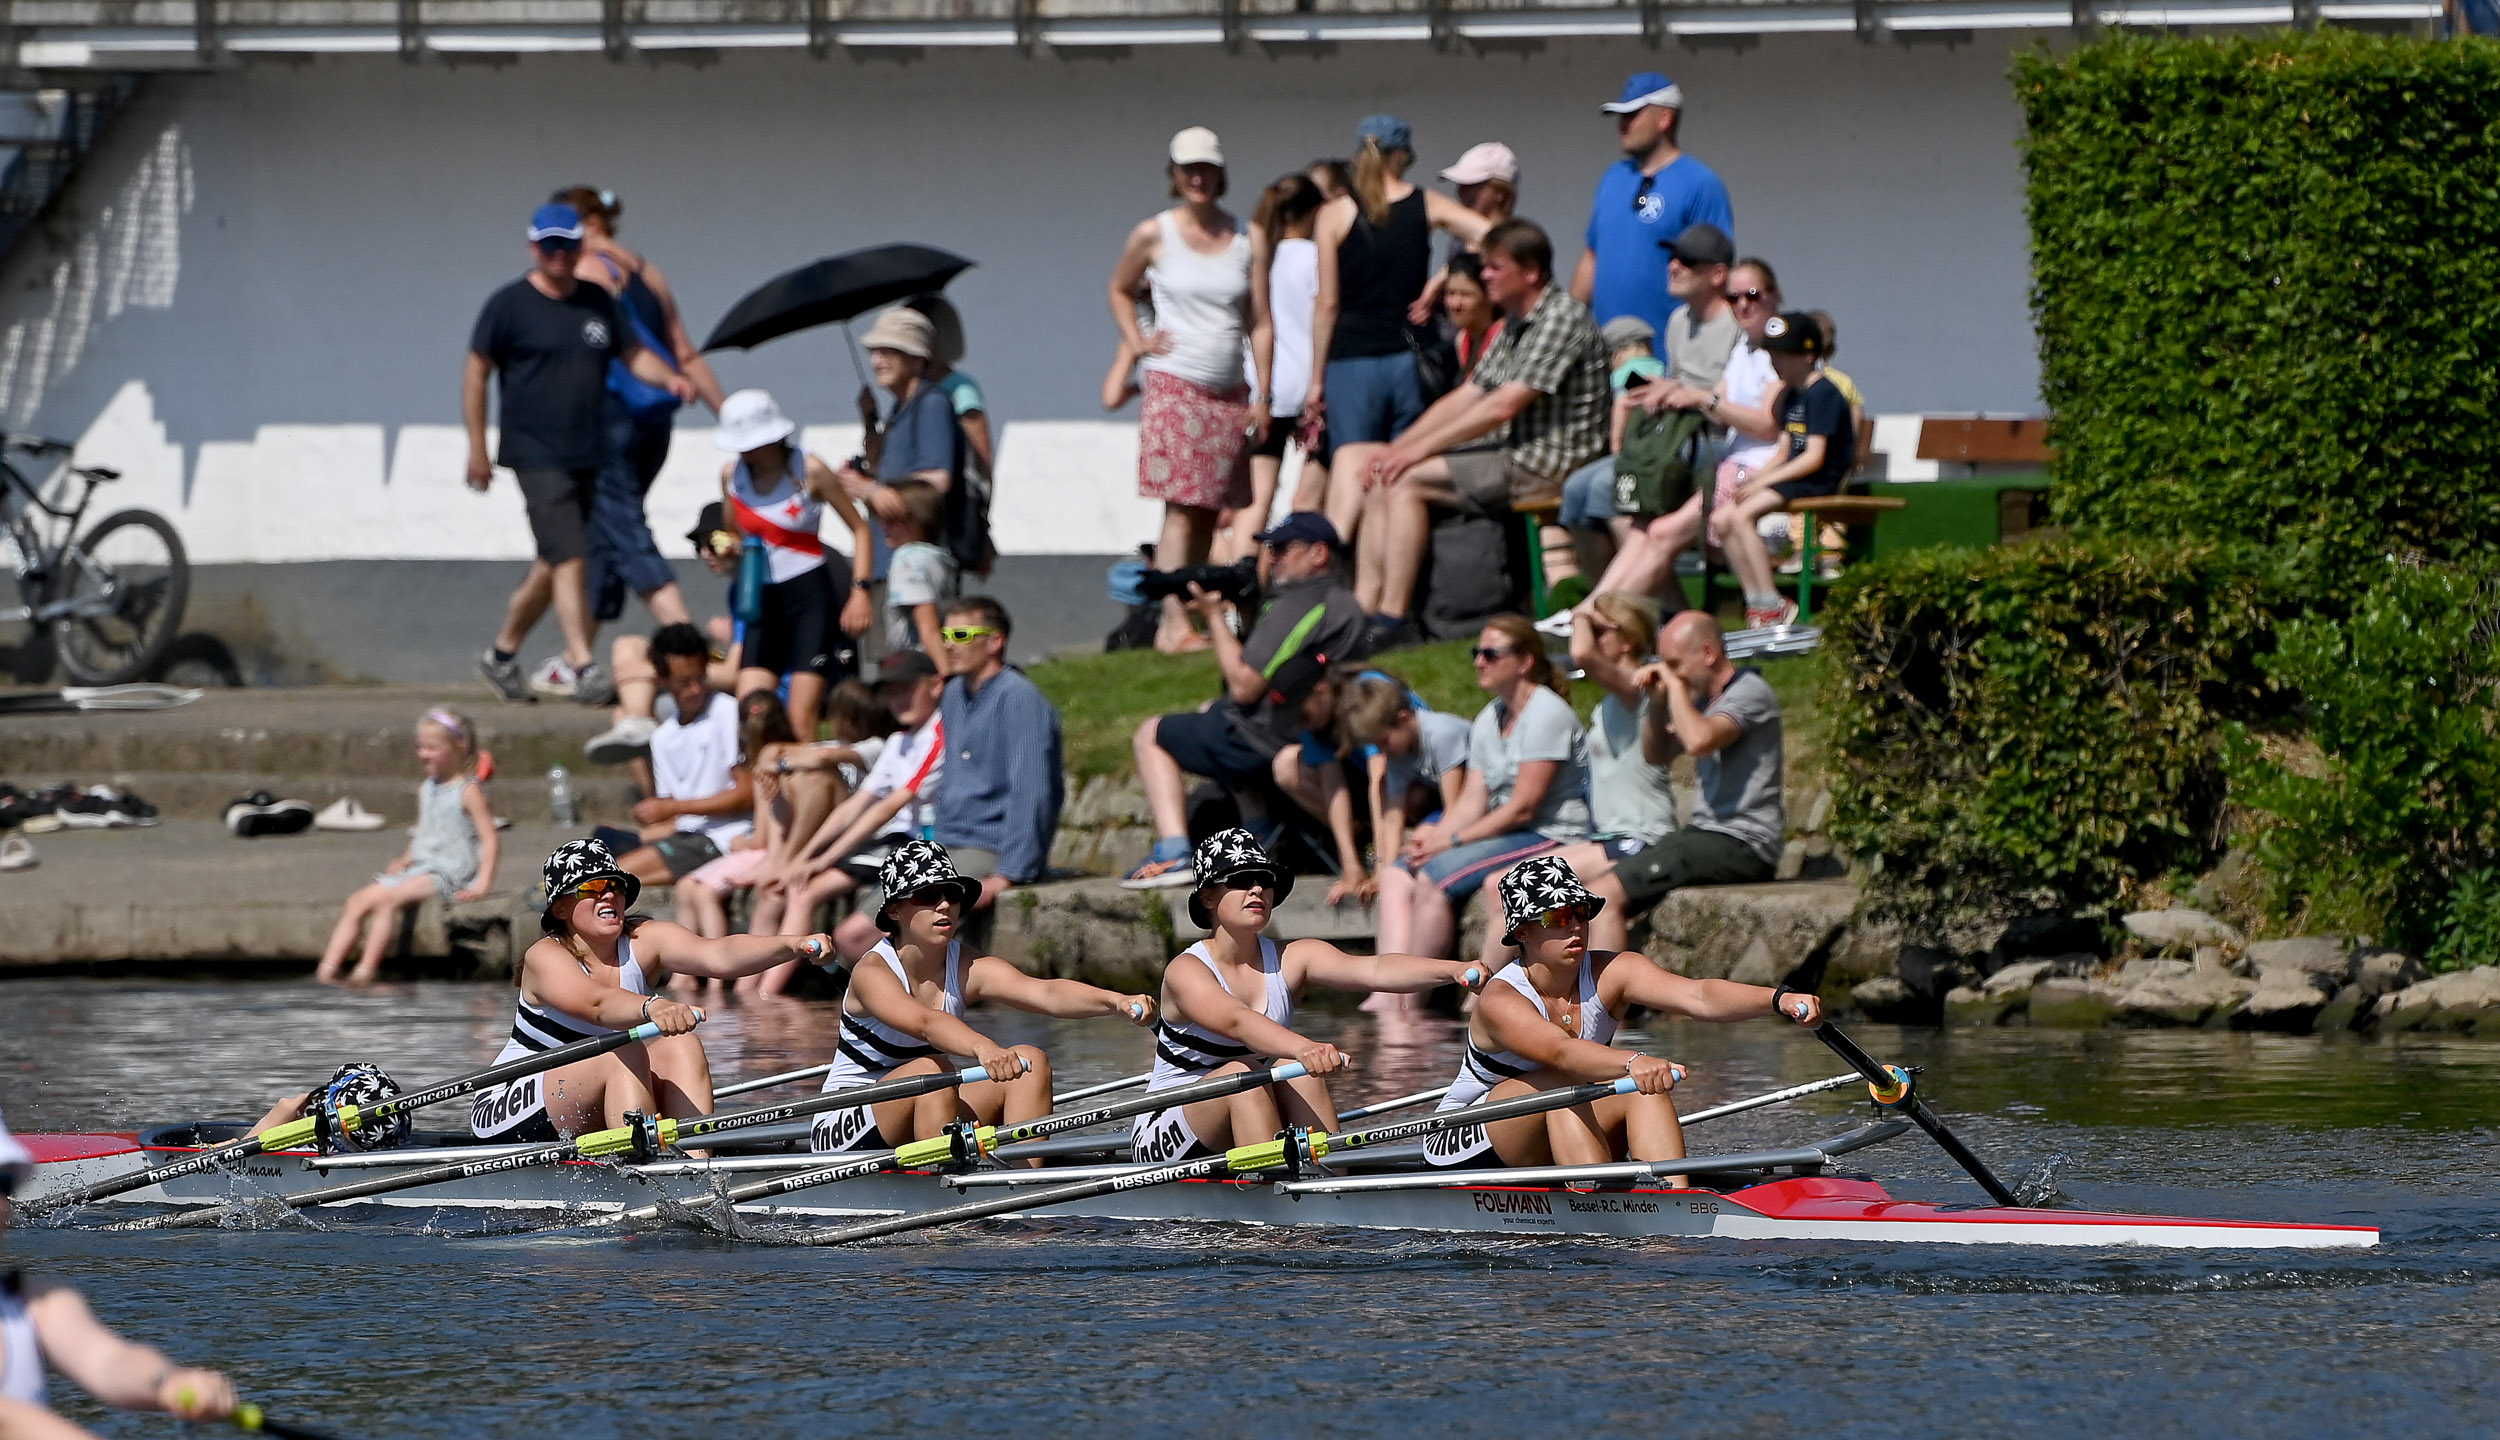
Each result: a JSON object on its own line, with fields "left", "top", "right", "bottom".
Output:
{"left": 315, "top": 709, "right": 500, "bottom": 984}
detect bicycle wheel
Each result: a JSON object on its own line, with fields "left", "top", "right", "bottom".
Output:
{"left": 50, "top": 507, "right": 190, "bottom": 685}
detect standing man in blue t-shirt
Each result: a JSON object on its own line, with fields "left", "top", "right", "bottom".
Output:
{"left": 1570, "top": 72, "right": 1735, "bottom": 342}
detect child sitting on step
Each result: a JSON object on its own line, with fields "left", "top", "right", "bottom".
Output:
{"left": 314, "top": 708, "right": 499, "bottom": 984}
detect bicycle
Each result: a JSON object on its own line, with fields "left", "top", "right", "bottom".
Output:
{"left": 0, "top": 434, "right": 189, "bottom": 685}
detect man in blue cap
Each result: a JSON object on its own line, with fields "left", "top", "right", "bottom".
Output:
{"left": 1121, "top": 511, "right": 1369, "bottom": 889}
{"left": 465, "top": 201, "right": 693, "bottom": 706}
{"left": 1569, "top": 72, "right": 1734, "bottom": 343}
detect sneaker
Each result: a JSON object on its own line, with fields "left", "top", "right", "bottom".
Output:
{"left": 571, "top": 660, "right": 618, "bottom": 708}
{"left": 87, "top": 784, "right": 160, "bottom": 827}
{"left": 6, "top": 787, "right": 60, "bottom": 834}
{"left": 1533, "top": 610, "right": 1576, "bottom": 639}
{"left": 313, "top": 797, "right": 387, "bottom": 832}
{"left": 1120, "top": 839, "right": 1198, "bottom": 891}
{"left": 528, "top": 656, "right": 579, "bottom": 699}
{"left": 1362, "top": 612, "right": 1421, "bottom": 654}
{"left": 225, "top": 791, "right": 315, "bottom": 838}
{"left": 584, "top": 715, "right": 658, "bottom": 766}
{"left": 0, "top": 835, "right": 34, "bottom": 873}
{"left": 1744, "top": 598, "right": 1800, "bottom": 630}
{"left": 478, "top": 650, "right": 534, "bottom": 704}
{"left": 50, "top": 787, "right": 122, "bottom": 829}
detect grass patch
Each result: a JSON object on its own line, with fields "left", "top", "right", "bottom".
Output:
{"left": 1029, "top": 633, "right": 1826, "bottom": 784}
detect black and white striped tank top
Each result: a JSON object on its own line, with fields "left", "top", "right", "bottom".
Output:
{"left": 1146, "top": 938, "right": 1290, "bottom": 1091}
{"left": 1438, "top": 954, "right": 1617, "bottom": 1112}
{"left": 494, "top": 934, "right": 655, "bottom": 1063}
{"left": 818, "top": 940, "right": 964, "bottom": 1093}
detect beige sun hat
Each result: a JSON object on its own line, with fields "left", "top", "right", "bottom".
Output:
{"left": 858, "top": 307, "right": 935, "bottom": 360}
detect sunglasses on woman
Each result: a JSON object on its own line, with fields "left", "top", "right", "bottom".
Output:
{"left": 1727, "top": 288, "right": 1768, "bottom": 305}
{"left": 1528, "top": 905, "right": 1583, "bottom": 930}
{"left": 568, "top": 877, "right": 624, "bottom": 899}
{"left": 1471, "top": 645, "right": 1518, "bottom": 663}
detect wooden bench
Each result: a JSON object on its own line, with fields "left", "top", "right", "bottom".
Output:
{"left": 1782, "top": 416, "right": 1900, "bottom": 624}
{"left": 1915, "top": 417, "right": 2052, "bottom": 471}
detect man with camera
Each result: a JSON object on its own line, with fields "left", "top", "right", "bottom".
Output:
{"left": 1122, "top": 512, "right": 1368, "bottom": 889}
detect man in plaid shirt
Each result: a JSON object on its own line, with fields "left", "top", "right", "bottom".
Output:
{"left": 1360, "top": 219, "right": 1610, "bottom": 649}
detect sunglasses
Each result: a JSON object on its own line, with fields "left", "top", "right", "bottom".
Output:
{"left": 1471, "top": 646, "right": 1518, "bottom": 663}
{"left": 567, "top": 877, "right": 625, "bottom": 899}
{"left": 1220, "top": 873, "right": 1280, "bottom": 895}
{"left": 1527, "top": 905, "right": 1583, "bottom": 931}
{"left": 1631, "top": 171, "right": 1657, "bottom": 214}
{"left": 1727, "top": 288, "right": 1768, "bottom": 305}
{"left": 938, "top": 625, "right": 996, "bottom": 645}
{"left": 534, "top": 237, "right": 582, "bottom": 254}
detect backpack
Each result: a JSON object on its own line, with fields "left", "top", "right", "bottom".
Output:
{"left": 945, "top": 469, "right": 995, "bottom": 577}
{"left": 1611, "top": 406, "right": 1712, "bottom": 520}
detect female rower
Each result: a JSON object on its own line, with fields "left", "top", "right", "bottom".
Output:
{"left": 1133, "top": 828, "right": 1485, "bottom": 1163}
{"left": 470, "top": 840, "right": 835, "bottom": 1143}
{"left": 811, "top": 841, "right": 1158, "bottom": 1160}
{"left": 0, "top": 1112, "right": 239, "bottom": 1440}
{"left": 1424, "top": 856, "right": 1821, "bottom": 1171}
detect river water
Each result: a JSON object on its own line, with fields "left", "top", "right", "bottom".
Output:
{"left": 4, "top": 977, "right": 2497, "bottom": 1439}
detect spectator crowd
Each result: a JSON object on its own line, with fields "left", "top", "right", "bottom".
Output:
{"left": 450, "top": 67, "right": 1836, "bottom": 981}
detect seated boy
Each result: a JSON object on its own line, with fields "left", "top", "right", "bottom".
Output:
{"left": 1712, "top": 312, "right": 1855, "bottom": 629}
{"left": 1323, "top": 669, "right": 1471, "bottom": 907}
{"left": 882, "top": 479, "right": 959, "bottom": 655}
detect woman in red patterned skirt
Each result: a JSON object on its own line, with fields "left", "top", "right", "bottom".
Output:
{"left": 1107, "top": 125, "right": 1276, "bottom": 652}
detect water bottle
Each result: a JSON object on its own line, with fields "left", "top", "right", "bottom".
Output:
{"left": 547, "top": 766, "right": 578, "bottom": 826}
{"left": 733, "top": 535, "right": 767, "bottom": 625}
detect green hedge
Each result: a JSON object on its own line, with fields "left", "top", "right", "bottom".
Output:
{"left": 1823, "top": 537, "right": 2293, "bottom": 931}
{"left": 2017, "top": 34, "right": 2500, "bottom": 564}
{"left": 2227, "top": 560, "right": 2500, "bottom": 968}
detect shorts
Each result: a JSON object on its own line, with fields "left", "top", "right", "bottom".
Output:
{"left": 1611, "top": 828, "right": 1775, "bottom": 917}
{"left": 469, "top": 1071, "right": 561, "bottom": 1142}
{"left": 1324, "top": 351, "right": 1427, "bottom": 449}
{"left": 1558, "top": 455, "right": 1620, "bottom": 530}
{"left": 381, "top": 864, "right": 465, "bottom": 903}
{"left": 681, "top": 845, "right": 770, "bottom": 895}
{"left": 1422, "top": 1111, "right": 1496, "bottom": 1168}
{"left": 808, "top": 1097, "right": 890, "bottom": 1154}
{"left": 1443, "top": 448, "right": 1565, "bottom": 517}
{"left": 1592, "top": 833, "right": 1655, "bottom": 861}
{"left": 646, "top": 831, "right": 723, "bottom": 880}
{"left": 1411, "top": 831, "right": 1560, "bottom": 902}
{"left": 586, "top": 400, "right": 679, "bottom": 622}
{"left": 1770, "top": 476, "right": 1844, "bottom": 504}
{"left": 1248, "top": 418, "right": 1295, "bottom": 462}
{"left": 1131, "top": 1102, "right": 1220, "bottom": 1163}
{"left": 1152, "top": 710, "right": 1275, "bottom": 791}
{"left": 745, "top": 566, "right": 842, "bottom": 679}
{"left": 515, "top": 466, "right": 598, "bottom": 565}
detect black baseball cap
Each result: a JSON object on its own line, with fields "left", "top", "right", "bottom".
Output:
{"left": 1254, "top": 511, "right": 1342, "bottom": 551}
{"left": 872, "top": 650, "right": 939, "bottom": 687}
{"left": 1759, "top": 311, "right": 1826, "bottom": 356}
{"left": 686, "top": 502, "right": 737, "bottom": 556}
{"left": 1662, "top": 222, "right": 1734, "bottom": 269}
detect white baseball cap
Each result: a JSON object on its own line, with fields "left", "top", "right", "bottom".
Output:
{"left": 1168, "top": 126, "right": 1225, "bottom": 167}
{"left": 713, "top": 389, "right": 797, "bottom": 454}
{"left": 0, "top": 1107, "right": 35, "bottom": 1193}
{"left": 1439, "top": 142, "right": 1520, "bottom": 187}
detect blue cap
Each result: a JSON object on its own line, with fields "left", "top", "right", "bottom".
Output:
{"left": 1602, "top": 72, "right": 1685, "bottom": 114}
{"left": 1356, "top": 114, "right": 1412, "bottom": 153}
{"left": 1255, "top": 511, "right": 1342, "bottom": 552}
{"left": 527, "top": 202, "right": 584, "bottom": 243}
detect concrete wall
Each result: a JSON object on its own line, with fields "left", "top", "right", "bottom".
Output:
{"left": 0, "top": 34, "right": 2043, "bottom": 677}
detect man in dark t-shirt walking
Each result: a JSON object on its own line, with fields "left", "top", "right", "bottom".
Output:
{"left": 465, "top": 202, "right": 691, "bottom": 705}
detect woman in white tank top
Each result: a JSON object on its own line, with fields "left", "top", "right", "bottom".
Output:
{"left": 0, "top": 1110, "right": 242, "bottom": 1428}
{"left": 1133, "top": 829, "right": 1485, "bottom": 1163}
{"left": 820, "top": 842, "right": 1156, "bottom": 1161}
{"left": 485, "top": 840, "right": 837, "bottom": 1142}
{"left": 1434, "top": 857, "right": 1822, "bottom": 1172}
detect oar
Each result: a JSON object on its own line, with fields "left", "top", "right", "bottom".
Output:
{"left": 30, "top": 1021, "right": 679, "bottom": 1213}
{"left": 231, "top": 1401, "right": 346, "bottom": 1440}
{"left": 1811, "top": 1022, "right": 2018, "bottom": 1206}
{"left": 798, "top": 1073, "right": 1649, "bottom": 1246}
{"left": 1332, "top": 1084, "right": 1451, "bottom": 1124}
{"left": 720, "top": 1064, "right": 1150, "bottom": 1106}
{"left": 624, "top": 1060, "right": 1310, "bottom": 1225}
{"left": 114, "top": 1064, "right": 993, "bottom": 1232}
{"left": 1678, "top": 1072, "right": 1863, "bottom": 1126}
{"left": 1047, "top": 1071, "right": 1154, "bottom": 1106}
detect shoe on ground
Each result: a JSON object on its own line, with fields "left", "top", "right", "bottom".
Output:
{"left": 528, "top": 656, "right": 580, "bottom": 699}
{"left": 86, "top": 784, "right": 159, "bottom": 827}
{"left": 1120, "top": 840, "right": 1198, "bottom": 891}
{"left": 0, "top": 785, "right": 53, "bottom": 834}
{"left": 313, "top": 797, "right": 387, "bottom": 832}
{"left": 225, "top": 791, "right": 315, "bottom": 838}
{"left": 49, "top": 786, "right": 123, "bottom": 830}
{"left": 1744, "top": 598, "right": 1801, "bottom": 630}
{"left": 0, "top": 835, "right": 34, "bottom": 873}
{"left": 1362, "top": 612, "right": 1421, "bottom": 654}
{"left": 478, "top": 650, "right": 534, "bottom": 704}
{"left": 585, "top": 715, "right": 658, "bottom": 766}
{"left": 571, "top": 660, "right": 618, "bottom": 708}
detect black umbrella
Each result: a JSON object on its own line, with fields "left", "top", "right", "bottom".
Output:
{"left": 701, "top": 243, "right": 974, "bottom": 353}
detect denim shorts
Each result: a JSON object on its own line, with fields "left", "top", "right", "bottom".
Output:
{"left": 585, "top": 399, "right": 679, "bottom": 621}
{"left": 1559, "top": 456, "right": 1621, "bottom": 530}
{"left": 1410, "top": 830, "right": 1560, "bottom": 901}
{"left": 1324, "top": 352, "right": 1427, "bottom": 449}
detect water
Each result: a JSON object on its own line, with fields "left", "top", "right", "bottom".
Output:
{"left": 6, "top": 978, "right": 2499, "bottom": 1439}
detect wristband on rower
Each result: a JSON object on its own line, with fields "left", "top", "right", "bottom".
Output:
{"left": 641, "top": 995, "right": 656, "bottom": 1024}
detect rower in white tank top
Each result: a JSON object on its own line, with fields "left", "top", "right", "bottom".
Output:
{"left": 1132, "top": 937, "right": 1289, "bottom": 1164}
{"left": 811, "top": 937, "right": 965, "bottom": 1154}
{"left": 729, "top": 442, "right": 828, "bottom": 584}
{"left": 472, "top": 930, "right": 654, "bottom": 1143}
{"left": 0, "top": 1272, "right": 45, "bottom": 1408}
{"left": 1425, "top": 953, "right": 1617, "bottom": 1168}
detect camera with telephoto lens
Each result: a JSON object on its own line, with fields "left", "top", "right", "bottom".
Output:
{"left": 1137, "top": 558, "right": 1261, "bottom": 608}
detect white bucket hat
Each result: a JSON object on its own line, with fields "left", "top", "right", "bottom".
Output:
{"left": 0, "top": 1106, "right": 36, "bottom": 1193}
{"left": 713, "top": 388, "right": 797, "bottom": 453}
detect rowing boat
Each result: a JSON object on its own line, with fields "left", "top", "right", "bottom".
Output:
{"left": 15, "top": 1118, "right": 2377, "bottom": 1250}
